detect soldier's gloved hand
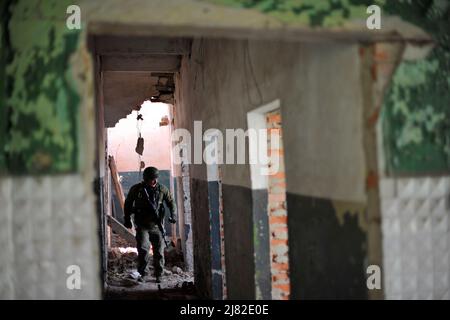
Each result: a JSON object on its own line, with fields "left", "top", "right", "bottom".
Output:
{"left": 168, "top": 217, "right": 177, "bottom": 224}
{"left": 124, "top": 218, "right": 132, "bottom": 229}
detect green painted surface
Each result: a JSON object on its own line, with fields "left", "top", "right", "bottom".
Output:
{"left": 208, "top": 0, "right": 450, "bottom": 175}
{"left": 0, "top": 2, "right": 8, "bottom": 173}
{"left": 3, "top": 0, "right": 81, "bottom": 174}
{"left": 382, "top": 0, "right": 450, "bottom": 174}
{"left": 1, "top": 0, "right": 448, "bottom": 175}
{"left": 206, "top": 0, "right": 385, "bottom": 27}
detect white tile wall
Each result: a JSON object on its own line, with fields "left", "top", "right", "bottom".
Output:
{"left": 0, "top": 175, "right": 101, "bottom": 299}
{"left": 381, "top": 176, "right": 450, "bottom": 300}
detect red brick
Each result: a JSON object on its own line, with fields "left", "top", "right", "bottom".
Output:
{"left": 269, "top": 216, "right": 287, "bottom": 225}
{"left": 272, "top": 263, "right": 289, "bottom": 271}
{"left": 269, "top": 170, "right": 285, "bottom": 179}
{"left": 272, "top": 273, "right": 289, "bottom": 282}
{"left": 268, "top": 193, "right": 285, "bottom": 203}
{"left": 273, "top": 283, "right": 290, "bottom": 292}
{"left": 270, "top": 239, "right": 286, "bottom": 246}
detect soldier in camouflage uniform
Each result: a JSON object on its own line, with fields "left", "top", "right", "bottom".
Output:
{"left": 124, "top": 166, "right": 177, "bottom": 283}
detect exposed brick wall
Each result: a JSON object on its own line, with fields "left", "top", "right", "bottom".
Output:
{"left": 266, "top": 110, "right": 290, "bottom": 300}
{"left": 205, "top": 134, "right": 227, "bottom": 299}
{"left": 218, "top": 168, "right": 227, "bottom": 299}
{"left": 181, "top": 154, "right": 193, "bottom": 272}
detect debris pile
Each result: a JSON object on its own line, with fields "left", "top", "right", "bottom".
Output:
{"left": 111, "top": 230, "right": 131, "bottom": 248}
{"left": 164, "top": 240, "right": 185, "bottom": 269}
{"left": 107, "top": 234, "right": 193, "bottom": 291}
{"left": 107, "top": 247, "right": 139, "bottom": 287}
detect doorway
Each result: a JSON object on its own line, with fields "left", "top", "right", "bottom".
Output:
{"left": 90, "top": 35, "right": 195, "bottom": 299}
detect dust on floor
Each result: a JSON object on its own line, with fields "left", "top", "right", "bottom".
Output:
{"left": 105, "top": 232, "right": 197, "bottom": 299}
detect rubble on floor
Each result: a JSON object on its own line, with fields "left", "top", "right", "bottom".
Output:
{"left": 111, "top": 229, "right": 132, "bottom": 248}
{"left": 106, "top": 233, "right": 195, "bottom": 299}
{"left": 107, "top": 247, "right": 140, "bottom": 287}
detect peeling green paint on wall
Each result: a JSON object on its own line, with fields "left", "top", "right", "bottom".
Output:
{"left": 0, "top": 0, "right": 11, "bottom": 174}
{"left": 205, "top": 0, "right": 385, "bottom": 27}
{"left": 382, "top": 47, "right": 450, "bottom": 174}
{"left": 206, "top": 0, "right": 450, "bottom": 175}
{"left": 3, "top": 0, "right": 81, "bottom": 174}
{"left": 382, "top": 0, "right": 450, "bottom": 174}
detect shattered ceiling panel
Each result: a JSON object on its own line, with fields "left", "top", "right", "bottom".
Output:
{"left": 99, "top": 36, "right": 189, "bottom": 127}
{"left": 103, "top": 72, "right": 158, "bottom": 127}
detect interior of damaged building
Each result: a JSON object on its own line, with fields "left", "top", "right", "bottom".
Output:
{"left": 0, "top": 0, "right": 449, "bottom": 301}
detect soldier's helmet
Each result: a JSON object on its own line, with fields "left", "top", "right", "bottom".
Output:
{"left": 143, "top": 166, "right": 159, "bottom": 181}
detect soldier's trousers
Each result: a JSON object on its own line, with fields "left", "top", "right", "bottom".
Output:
{"left": 135, "top": 225, "right": 164, "bottom": 277}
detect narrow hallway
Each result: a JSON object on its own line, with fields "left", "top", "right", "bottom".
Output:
{"left": 0, "top": 0, "right": 449, "bottom": 302}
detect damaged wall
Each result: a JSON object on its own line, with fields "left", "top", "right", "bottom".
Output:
{"left": 0, "top": 0, "right": 100, "bottom": 299}
{"left": 175, "top": 38, "right": 369, "bottom": 299}
{"left": 381, "top": 1, "right": 450, "bottom": 175}
{"left": 283, "top": 42, "right": 368, "bottom": 299}
{"left": 3, "top": 0, "right": 81, "bottom": 174}
{"left": 207, "top": 0, "right": 385, "bottom": 27}
{"left": 372, "top": 2, "right": 450, "bottom": 300}
{"left": 0, "top": 0, "right": 440, "bottom": 301}
{"left": 0, "top": 1, "right": 8, "bottom": 173}
{"left": 107, "top": 103, "right": 172, "bottom": 172}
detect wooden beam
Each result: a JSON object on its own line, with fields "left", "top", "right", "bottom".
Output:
{"left": 107, "top": 215, "right": 136, "bottom": 246}
{"left": 109, "top": 155, "right": 125, "bottom": 210}
{"left": 102, "top": 55, "right": 181, "bottom": 72}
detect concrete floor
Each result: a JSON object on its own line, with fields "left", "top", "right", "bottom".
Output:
{"left": 106, "top": 234, "right": 195, "bottom": 299}
{"left": 105, "top": 279, "right": 197, "bottom": 300}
